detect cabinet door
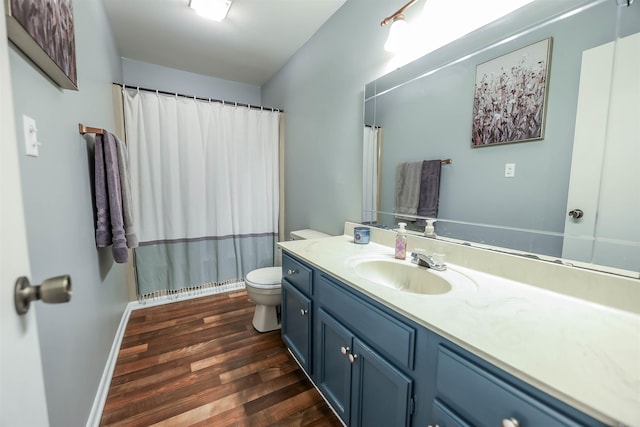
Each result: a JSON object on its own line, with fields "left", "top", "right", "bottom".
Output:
{"left": 317, "top": 309, "right": 353, "bottom": 424}
{"left": 281, "top": 280, "right": 312, "bottom": 372}
{"left": 350, "top": 337, "right": 413, "bottom": 427}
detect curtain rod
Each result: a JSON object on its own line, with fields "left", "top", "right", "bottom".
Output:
{"left": 114, "top": 83, "right": 283, "bottom": 113}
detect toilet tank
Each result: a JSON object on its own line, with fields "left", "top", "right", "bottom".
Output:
{"left": 290, "top": 229, "right": 331, "bottom": 240}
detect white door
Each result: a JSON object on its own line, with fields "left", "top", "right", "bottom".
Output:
{"left": 0, "top": 1, "right": 50, "bottom": 425}
{"left": 562, "top": 32, "right": 640, "bottom": 271}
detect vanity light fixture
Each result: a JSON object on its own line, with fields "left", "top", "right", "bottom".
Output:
{"left": 189, "top": 0, "right": 232, "bottom": 22}
{"left": 380, "top": 0, "right": 418, "bottom": 27}
{"left": 381, "top": 0, "right": 420, "bottom": 52}
{"left": 382, "top": 0, "right": 539, "bottom": 56}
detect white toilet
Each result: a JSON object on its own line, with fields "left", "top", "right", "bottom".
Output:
{"left": 245, "top": 229, "right": 330, "bottom": 332}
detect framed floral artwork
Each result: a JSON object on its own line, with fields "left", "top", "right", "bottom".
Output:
{"left": 471, "top": 38, "right": 552, "bottom": 147}
{"left": 5, "top": 0, "right": 78, "bottom": 90}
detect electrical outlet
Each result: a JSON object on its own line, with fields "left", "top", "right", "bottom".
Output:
{"left": 505, "top": 163, "right": 515, "bottom": 178}
{"left": 23, "top": 115, "right": 39, "bottom": 157}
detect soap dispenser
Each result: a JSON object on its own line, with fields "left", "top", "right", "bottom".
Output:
{"left": 395, "top": 222, "right": 407, "bottom": 260}
{"left": 424, "top": 219, "right": 437, "bottom": 238}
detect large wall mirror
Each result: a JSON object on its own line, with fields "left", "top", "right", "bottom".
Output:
{"left": 363, "top": 0, "right": 639, "bottom": 275}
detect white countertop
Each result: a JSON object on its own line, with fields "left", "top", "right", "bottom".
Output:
{"left": 279, "top": 235, "right": 640, "bottom": 427}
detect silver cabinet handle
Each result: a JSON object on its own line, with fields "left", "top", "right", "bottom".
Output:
{"left": 502, "top": 418, "right": 520, "bottom": 427}
{"left": 340, "top": 346, "right": 350, "bottom": 355}
{"left": 287, "top": 269, "right": 297, "bottom": 275}
{"left": 15, "top": 275, "right": 72, "bottom": 315}
{"left": 300, "top": 308, "right": 308, "bottom": 316}
{"left": 348, "top": 353, "right": 358, "bottom": 363}
{"left": 428, "top": 425, "right": 440, "bottom": 427}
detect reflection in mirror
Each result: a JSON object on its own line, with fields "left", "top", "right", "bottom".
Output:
{"left": 363, "top": 0, "right": 639, "bottom": 274}
{"left": 362, "top": 125, "right": 382, "bottom": 224}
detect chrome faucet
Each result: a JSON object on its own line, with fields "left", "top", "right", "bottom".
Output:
{"left": 410, "top": 250, "right": 447, "bottom": 271}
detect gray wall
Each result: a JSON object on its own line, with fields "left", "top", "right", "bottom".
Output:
{"left": 262, "top": 0, "right": 394, "bottom": 237}
{"left": 122, "top": 58, "right": 261, "bottom": 105}
{"left": 9, "top": 1, "right": 128, "bottom": 426}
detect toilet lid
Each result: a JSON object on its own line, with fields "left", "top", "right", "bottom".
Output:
{"left": 245, "top": 267, "right": 282, "bottom": 288}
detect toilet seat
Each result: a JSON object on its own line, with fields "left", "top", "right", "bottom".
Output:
{"left": 245, "top": 267, "right": 281, "bottom": 289}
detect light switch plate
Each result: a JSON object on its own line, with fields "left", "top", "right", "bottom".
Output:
{"left": 505, "top": 163, "right": 516, "bottom": 178}
{"left": 23, "top": 115, "right": 39, "bottom": 157}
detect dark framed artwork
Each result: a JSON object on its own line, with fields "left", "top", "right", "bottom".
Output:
{"left": 5, "top": 0, "right": 78, "bottom": 90}
{"left": 471, "top": 38, "right": 552, "bottom": 147}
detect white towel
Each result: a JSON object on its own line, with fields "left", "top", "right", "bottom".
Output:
{"left": 395, "top": 161, "right": 423, "bottom": 220}
{"left": 115, "top": 135, "right": 138, "bottom": 249}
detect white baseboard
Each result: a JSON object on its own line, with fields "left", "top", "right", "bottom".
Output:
{"left": 85, "top": 300, "right": 134, "bottom": 427}
{"left": 85, "top": 282, "right": 246, "bottom": 427}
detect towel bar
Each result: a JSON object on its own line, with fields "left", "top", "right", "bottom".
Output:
{"left": 78, "top": 123, "right": 103, "bottom": 135}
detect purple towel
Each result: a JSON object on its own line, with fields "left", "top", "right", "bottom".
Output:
{"left": 103, "top": 131, "right": 129, "bottom": 263}
{"left": 417, "top": 160, "right": 442, "bottom": 218}
{"left": 94, "top": 134, "right": 112, "bottom": 246}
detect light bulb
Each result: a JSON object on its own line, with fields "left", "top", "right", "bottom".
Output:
{"left": 384, "top": 18, "right": 411, "bottom": 53}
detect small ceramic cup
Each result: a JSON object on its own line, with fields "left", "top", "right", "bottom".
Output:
{"left": 354, "top": 227, "right": 371, "bottom": 244}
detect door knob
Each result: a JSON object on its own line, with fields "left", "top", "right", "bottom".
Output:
{"left": 14, "top": 275, "right": 72, "bottom": 315}
{"left": 568, "top": 209, "right": 584, "bottom": 219}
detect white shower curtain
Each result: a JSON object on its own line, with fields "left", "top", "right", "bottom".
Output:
{"left": 362, "top": 126, "right": 380, "bottom": 224}
{"left": 123, "top": 88, "right": 280, "bottom": 298}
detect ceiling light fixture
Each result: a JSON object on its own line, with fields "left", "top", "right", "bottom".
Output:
{"left": 380, "top": 0, "right": 419, "bottom": 52}
{"left": 189, "top": 0, "right": 232, "bottom": 22}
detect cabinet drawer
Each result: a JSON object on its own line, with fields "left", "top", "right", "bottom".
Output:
{"left": 318, "top": 274, "right": 416, "bottom": 370}
{"left": 436, "top": 346, "right": 582, "bottom": 427}
{"left": 282, "top": 253, "right": 313, "bottom": 295}
{"left": 432, "top": 399, "right": 471, "bottom": 427}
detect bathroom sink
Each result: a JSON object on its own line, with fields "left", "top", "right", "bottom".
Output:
{"left": 350, "top": 257, "right": 452, "bottom": 295}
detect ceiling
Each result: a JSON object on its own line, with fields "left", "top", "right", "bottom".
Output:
{"left": 102, "top": 0, "right": 347, "bottom": 86}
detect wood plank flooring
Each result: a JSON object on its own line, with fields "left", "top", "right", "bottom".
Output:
{"left": 100, "top": 290, "right": 343, "bottom": 427}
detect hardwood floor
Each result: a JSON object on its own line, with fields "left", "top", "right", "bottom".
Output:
{"left": 100, "top": 290, "right": 343, "bottom": 427}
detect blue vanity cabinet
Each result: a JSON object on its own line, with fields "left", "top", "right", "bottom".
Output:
{"left": 279, "top": 250, "right": 608, "bottom": 427}
{"left": 281, "top": 281, "right": 312, "bottom": 372}
{"left": 431, "top": 399, "right": 472, "bottom": 427}
{"left": 317, "top": 308, "right": 414, "bottom": 427}
{"left": 350, "top": 336, "right": 413, "bottom": 427}
{"left": 281, "top": 253, "right": 314, "bottom": 373}
{"left": 315, "top": 274, "right": 416, "bottom": 427}
{"left": 317, "top": 309, "right": 353, "bottom": 422}
{"left": 431, "top": 345, "right": 603, "bottom": 427}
